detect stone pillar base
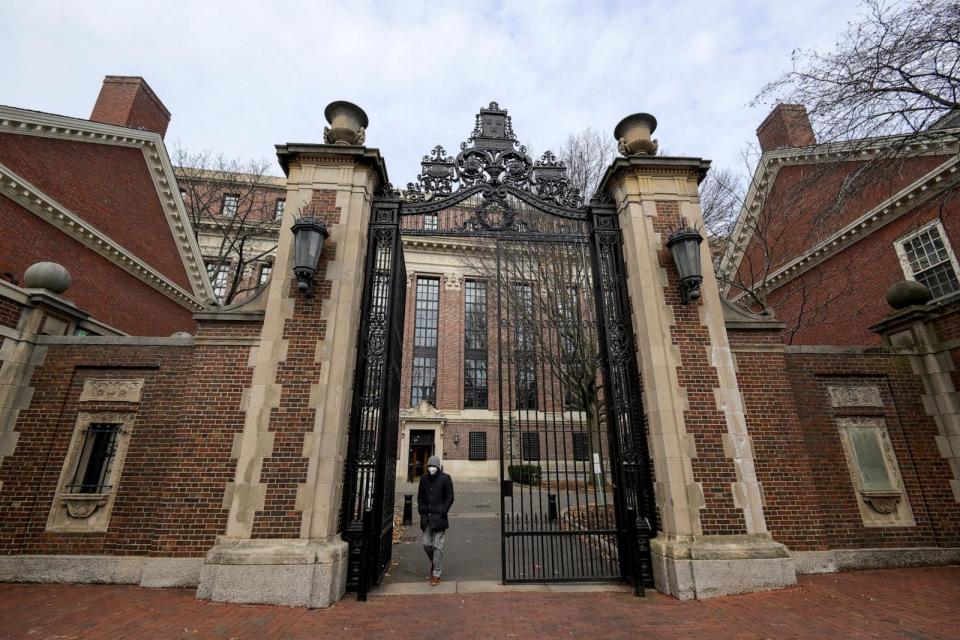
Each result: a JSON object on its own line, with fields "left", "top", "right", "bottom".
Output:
{"left": 196, "top": 536, "right": 348, "bottom": 608}
{"left": 650, "top": 534, "right": 797, "bottom": 600}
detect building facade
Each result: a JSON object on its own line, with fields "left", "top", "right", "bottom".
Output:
{"left": 0, "top": 79, "right": 958, "bottom": 608}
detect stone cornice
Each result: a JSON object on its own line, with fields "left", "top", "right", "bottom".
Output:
{"left": 598, "top": 155, "right": 711, "bottom": 198}
{"left": 0, "top": 106, "right": 215, "bottom": 304}
{"left": 718, "top": 129, "right": 960, "bottom": 289}
{"left": 275, "top": 143, "right": 389, "bottom": 186}
{"left": 0, "top": 162, "right": 207, "bottom": 311}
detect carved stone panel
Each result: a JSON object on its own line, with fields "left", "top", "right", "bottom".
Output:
{"left": 80, "top": 379, "right": 145, "bottom": 404}
{"left": 828, "top": 386, "right": 883, "bottom": 408}
{"left": 835, "top": 416, "right": 914, "bottom": 527}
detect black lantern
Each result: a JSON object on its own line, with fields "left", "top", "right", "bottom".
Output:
{"left": 290, "top": 217, "right": 330, "bottom": 296}
{"left": 666, "top": 221, "right": 704, "bottom": 304}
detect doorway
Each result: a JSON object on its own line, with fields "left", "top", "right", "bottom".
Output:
{"left": 407, "top": 429, "right": 435, "bottom": 481}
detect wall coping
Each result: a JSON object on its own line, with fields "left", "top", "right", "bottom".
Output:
{"left": 35, "top": 336, "right": 195, "bottom": 347}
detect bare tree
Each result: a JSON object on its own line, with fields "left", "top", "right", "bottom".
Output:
{"left": 559, "top": 127, "right": 616, "bottom": 202}
{"left": 756, "top": 0, "right": 960, "bottom": 142}
{"left": 718, "top": 1, "right": 960, "bottom": 340}
{"left": 174, "top": 146, "right": 283, "bottom": 305}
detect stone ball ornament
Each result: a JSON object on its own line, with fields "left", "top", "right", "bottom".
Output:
{"left": 886, "top": 279, "right": 933, "bottom": 309}
{"left": 323, "top": 100, "right": 368, "bottom": 146}
{"left": 23, "top": 261, "right": 72, "bottom": 294}
{"left": 614, "top": 112, "right": 659, "bottom": 156}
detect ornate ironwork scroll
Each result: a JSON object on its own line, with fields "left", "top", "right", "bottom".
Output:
{"left": 590, "top": 203, "right": 657, "bottom": 589}
{"left": 342, "top": 200, "right": 406, "bottom": 598}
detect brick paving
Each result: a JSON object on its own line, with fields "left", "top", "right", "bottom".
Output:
{"left": 1, "top": 566, "right": 958, "bottom": 639}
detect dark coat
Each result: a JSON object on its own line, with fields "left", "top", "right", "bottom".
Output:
{"left": 417, "top": 470, "right": 454, "bottom": 531}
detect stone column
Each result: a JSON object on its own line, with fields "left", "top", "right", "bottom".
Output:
{"left": 599, "top": 155, "right": 796, "bottom": 599}
{"left": 197, "top": 144, "right": 387, "bottom": 608}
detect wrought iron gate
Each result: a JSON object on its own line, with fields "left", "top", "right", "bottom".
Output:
{"left": 343, "top": 102, "right": 656, "bottom": 594}
{"left": 341, "top": 201, "right": 406, "bottom": 600}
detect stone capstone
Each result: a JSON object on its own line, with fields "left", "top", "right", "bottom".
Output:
{"left": 23, "top": 262, "right": 71, "bottom": 294}
{"left": 886, "top": 279, "right": 932, "bottom": 309}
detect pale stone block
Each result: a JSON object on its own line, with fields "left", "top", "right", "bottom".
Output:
{"left": 0, "top": 431, "right": 19, "bottom": 457}
{"left": 139, "top": 557, "right": 203, "bottom": 588}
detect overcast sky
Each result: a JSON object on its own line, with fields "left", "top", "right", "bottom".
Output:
{"left": 3, "top": 0, "right": 863, "bottom": 183}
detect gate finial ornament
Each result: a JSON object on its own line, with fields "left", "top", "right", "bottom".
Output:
{"left": 400, "top": 102, "right": 582, "bottom": 208}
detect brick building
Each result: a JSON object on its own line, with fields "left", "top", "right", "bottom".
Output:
{"left": 719, "top": 104, "right": 960, "bottom": 345}
{"left": 0, "top": 80, "right": 958, "bottom": 608}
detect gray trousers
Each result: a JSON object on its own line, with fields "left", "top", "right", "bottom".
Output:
{"left": 422, "top": 526, "right": 446, "bottom": 577}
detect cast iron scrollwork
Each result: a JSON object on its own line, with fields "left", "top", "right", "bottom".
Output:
{"left": 399, "top": 102, "right": 584, "bottom": 210}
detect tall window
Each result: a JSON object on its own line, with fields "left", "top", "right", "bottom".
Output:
{"left": 411, "top": 277, "right": 440, "bottom": 406}
{"left": 424, "top": 213, "right": 439, "bottom": 231}
{"left": 573, "top": 432, "right": 589, "bottom": 462}
{"left": 206, "top": 261, "right": 229, "bottom": 302}
{"left": 258, "top": 263, "right": 272, "bottom": 286}
{"left": 221, "top": 194, "right": 239, "bottom": 217}
{"left": 464, "top": 280, "right": 488, "bottom": 408}
{"left": 895, "top": 220, "right": 960, "bottom": 299}
{"left": 515, "top": 283, "right": 537, "bottom": 410}
{"left": 274, "top": 198, "right": 286, "bottom": 220}
{"left": 67, "top": 423, "right": 121, "bottom": 494}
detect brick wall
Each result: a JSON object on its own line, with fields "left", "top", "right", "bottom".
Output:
{"left": 655, "top": 200, "right": 746, "bottom": 536}
{"left": 0, "top": 132, "right": 193, "bottom": 293}
{"left": 0, "top": 195, "right": 195, "bottom": 336}
{"left": 251, "top": 189, "right": 339, "bottom": 539}
{"left": 782, "top": 350, "right": 960, "bottom": 549}
{"left": 0, "top": 295, "right": 22, "bottom": 330}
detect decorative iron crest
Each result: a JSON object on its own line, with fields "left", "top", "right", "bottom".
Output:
{"left": 396, "top": 102, "right": 582, "bottom": 208}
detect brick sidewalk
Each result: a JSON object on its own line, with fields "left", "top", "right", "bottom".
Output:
{"left": 1, "top": 566, "right": 958, "bottom": 639}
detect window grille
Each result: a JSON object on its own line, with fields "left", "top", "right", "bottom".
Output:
{"left": 464, "top": 280, "right": 488, "bottom": 408}
{"left": 411, "top": 277, "right": 440, "bottom": 405}
{"left": 274, "top": 198, "right": 286, "bottom": 220}
{"left": 521, "top": 431, "right": 540, "bottom": 461}
{"left": 221, "top": 193, "right": 239, "bottom": 217}
{"left": 67, "top": 423, "right": 121, "bottom": 493}
{"left": 573, "top": 432, "right": 589, "bottom": 462}
{"left": 896, "top": 221, "right": 960, "bottom": 299}
{"left": 468, "top": 431, "right": 487, "bottom": 461}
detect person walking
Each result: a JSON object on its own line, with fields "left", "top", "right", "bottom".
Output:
{"left": 418, "top": 454, "right": 454, "bottom": 586}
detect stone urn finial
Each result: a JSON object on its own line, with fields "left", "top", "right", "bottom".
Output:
{"left": 886, "top": 279, "right": 932, "bottom": 309}
{"left": 614, "top": 112, "right": 659, "bottom": 156}
{"left": 323, "top": 100, "right": 368, "bottom": 146}
{"left": 23, "top": 261, "right": 71, "bottom": 294}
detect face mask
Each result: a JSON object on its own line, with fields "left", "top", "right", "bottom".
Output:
{"left": 427, "top": 466, "right": 438, "bottom": 475}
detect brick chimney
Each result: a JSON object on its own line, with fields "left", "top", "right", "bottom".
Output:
{"left": 90, "top": 76, "right": 171, "bottom": 138}
{"left": 756, "top": 104, "right": 816, "bottom": 152}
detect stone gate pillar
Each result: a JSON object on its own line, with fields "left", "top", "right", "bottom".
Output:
{"left": 600, "top": 153, "right": 797, "bottom": 599}
{"left": 196, "top": 133, "right": 387, "bottom": 607}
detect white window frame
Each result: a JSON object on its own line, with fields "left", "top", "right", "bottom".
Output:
{"left": 221, "top": 193, "right": 240, "bottom": 217}
{"left": 274, "top": 198, "right": 285, "bottom": 220}
{"left": 206, "top": 261, "right": 230, "bottom": 302}
{"left": 258, "top": 263, "right": 272, "bottom": 286}
{"left": 894, "top": 219, "right": 960, "bottom": 299}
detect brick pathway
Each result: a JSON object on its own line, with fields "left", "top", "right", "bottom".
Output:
{"left": 1, "top": 566, "right": 958, "bottom": 639}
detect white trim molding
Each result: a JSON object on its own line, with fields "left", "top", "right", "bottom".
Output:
{"left": 894, "top": 218, "right": 960, "bottom": 299}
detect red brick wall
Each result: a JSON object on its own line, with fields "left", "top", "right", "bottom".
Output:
{"left": 0, "top": 194, "right": 195, "bottom": 336}
{"left": 0, "top": 344, "right": 193, "bottom": 555}
{"left": 765, "top": 198, "right": 960, "bottom": 345}
{"left": 0, "top": 132, "right": 192, "bottom": 292}
{"left": 0, "top": 295, "right": 23, "bottom": 330}
{"left": 655, "top": 201, "right": 746, "bottom": 536}
{"left": 756, "top": 104, "right": 816, "bottom": 152}
{"left": 251, "top": 190, "right": 339, "bottom": 539}
{"left": 0, "top": 316, "right": 262, "bottom": 557}
{"left": 782, "top": 351, "right": 960, "bottom": 549}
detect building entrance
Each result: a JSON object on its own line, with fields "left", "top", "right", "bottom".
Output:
{"left": 407, "top": 430, "right": 435, "bottom": 481}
